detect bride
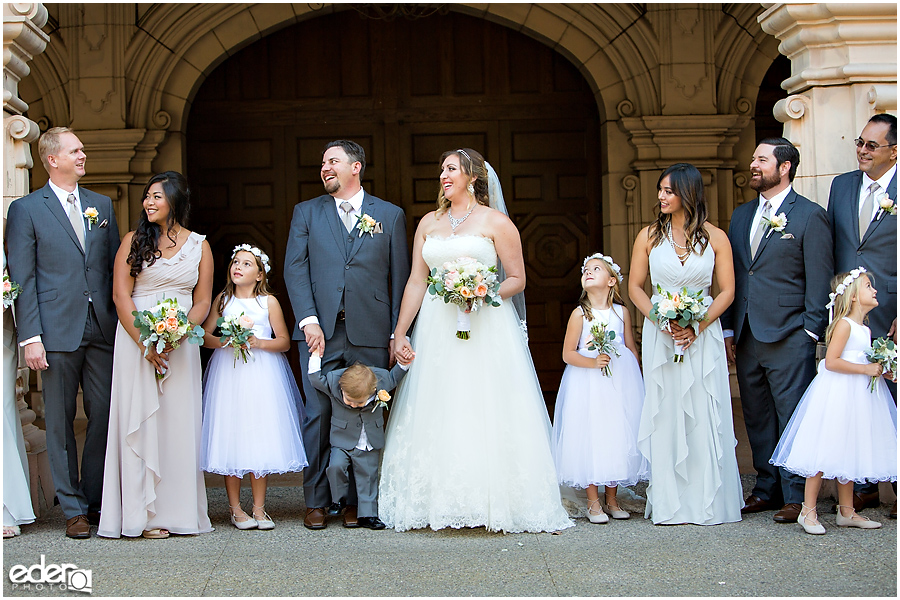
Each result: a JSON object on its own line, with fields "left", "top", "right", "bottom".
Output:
{"left": 380, "top": 148, "right": 572, "bottom": 533}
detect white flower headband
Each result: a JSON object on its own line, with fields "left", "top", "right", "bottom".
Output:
{"left": 582, "top": 253, "right": 623, "bottom": 282}
{"left": 232, "top": 244, "right": 271, "bottom": 273}
{"left": 826, "top": 266, "right": 867, "bottom": 319}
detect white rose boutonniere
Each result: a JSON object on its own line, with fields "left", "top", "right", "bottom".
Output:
{"left": 762, "top": 212, "right": 787, "bottom": 238}
{"left": 876, "top": 193, "right": 896, "bottom": 219}
{"left": 355, "top": 213, "right": 383, "bottom": 237}
{"left": 83, "top": 207, "right": 99, "bottom": 230}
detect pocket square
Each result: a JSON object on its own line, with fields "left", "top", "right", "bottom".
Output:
{"left": 374, "top": 222, "right": 383, "bottom": 234}
{"left": 780, "top": 233, "right": 794, "bottom": 240}
{"left": 98, "top": 219, "right": 109, "bottom": 229}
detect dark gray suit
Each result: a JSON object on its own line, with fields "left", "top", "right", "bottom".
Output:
{"left": 6, "top": 183, "right": 120, "bottom": 518}
{"left": 723, "top": 189, "right": 833, "bottom": 504}
{"left": 311, "top": 363, "right": 407, "bottom": 518}
{"left": 284, "top": 191, "right": 409, "bottom": 508}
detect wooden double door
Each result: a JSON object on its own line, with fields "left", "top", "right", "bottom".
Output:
{"left": 186, "top": 9, "right": 601, "bottom": 393}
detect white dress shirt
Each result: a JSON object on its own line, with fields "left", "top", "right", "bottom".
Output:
{"left": 859, "top": 165, "right": 897, "bottom": 223}
{"left": 747, "top": 185, "right": 792, "bottom": 246}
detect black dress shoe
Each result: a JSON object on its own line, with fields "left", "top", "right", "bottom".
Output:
{"left": 87, "top": 511, "right": 101, "bottom": 526}
{"left": 326, "top": 502, "right": 344, "bottom": 516}
{"left": 740, "top": 495, "right": 781, "bottom": 514}
{"left": 357, "top": 516, "right": 386, "bottom": 530}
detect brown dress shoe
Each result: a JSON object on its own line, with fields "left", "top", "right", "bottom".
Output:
{"left": 342, "top": 505, "right": 359, "bottom": 528}
{"left": 854, "top": 491, "right": 881, "bottom": 511}
{"left": 888, "top": 502, "right": 896, "bottom": 519}
{"left": 65, "top": 515, "right": 91, "bottom": 539}
{"left": 304, "top": 507, "right": 327, "bottom": 530}
{"left": 773, "top": 503, "right": 802, "bottom": 523}
{"left": 741, "top": 495, "right": 781, "bottom": 514}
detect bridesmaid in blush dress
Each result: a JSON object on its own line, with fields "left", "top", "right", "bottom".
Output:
{"left": 98, "top": 172, "right": 214, "bottom": 538}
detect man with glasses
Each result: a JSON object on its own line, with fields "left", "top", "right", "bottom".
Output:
{"left": 827, "top": 113, "right": 897, "bottom": 519}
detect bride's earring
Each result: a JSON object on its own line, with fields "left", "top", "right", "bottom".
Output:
{"left": 467, "top": 182, "right": 475, "bottom": 196}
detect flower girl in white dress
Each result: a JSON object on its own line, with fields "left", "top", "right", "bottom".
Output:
{"left": 770, "top": 269, "right": 897, "bottom": 534}
{"left": 552, "top": 254, "right": 648, "bottom": 523}
{"left": 200, "top": 245, "right": 307, "bottom": 530}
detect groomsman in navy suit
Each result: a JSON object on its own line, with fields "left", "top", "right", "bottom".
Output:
{"left": 723, "top": 138, "right": 833, "bottom": 524}
{"left": 827, "top": 113, "right": 897, "bottom": 517}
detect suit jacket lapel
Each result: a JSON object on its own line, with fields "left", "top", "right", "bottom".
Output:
{"left": 346, "top": 193, "right": 375, "bottom": 262}
{"left": 861, "top": 171, "right": 898, "bottom": 245}
{"left": 733, "top": 202, "right": 755, "bottom": 268}
{"left": 751, "top": 190, "right": 796, "bottom": 266}
{"left": 321, "top": 196, "right": 349, "bottom": 258}
{"left": 848, "top": 171, "right": 864, "bottom": 244}
{"left": 42, "top": 186, "right": 85, "bottom": 256}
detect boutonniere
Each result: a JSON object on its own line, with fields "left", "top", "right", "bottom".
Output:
{"left": 83, "top": 207, "right": 99, "bottom": 230}
{"left": 355, "top": 213, "right": 383, "bottom": 237}
{"left": 875, "top": 193, "right": 896, "bottom": 219}
{"left": 762, "top": 212, "right": 787, "bottom": 238}
{"left": 372, "top": 389, "right": 391, "bottom": 412}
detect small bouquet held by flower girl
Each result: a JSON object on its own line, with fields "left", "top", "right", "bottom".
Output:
{"left": 3, "top": 274, "right": 21, "bottom": 310}
{"left": 217, "top": 312, "right": 255, "bottom": 365}
{"left": 585, "top": 321, "right": 619, "bottom": 377}
{"left": 427, "top": 256, "right": 502, "bottom": 340}
{"left": 865, "top": 337, "right": 897, "bottom": 392}
{"left": 649, "top": 284, "right": 712, "bottom": 363}
{"left": 132, "top": 297, "right": 205, "bottom": 377}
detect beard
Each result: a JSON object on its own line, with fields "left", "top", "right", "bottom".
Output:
{"left": 323, "top": 177, "right": 341, "bottom": 195}
{"left": 748, "top": 170, "right": 781, "bottom": 193}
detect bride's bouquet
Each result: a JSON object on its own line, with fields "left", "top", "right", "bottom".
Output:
{"left": 865, "top": 337, "right": 897, "bottom": 392}
{"left": 3, "top": 274, "right": 21, "bottom": 310}
{"left": 585, "top": 321, "right": 619, "bottom": 377}
{"left": 217, "top": 312, "right": 255, "bottom": 366}
{"left": 132, "top": 297, "right": 205, "bottom": 377}
{"left": 426, "top": 257, "right": 502, "bottom": 340}
{"left": 649, "top": 285, "right": 712, "bottom": 363}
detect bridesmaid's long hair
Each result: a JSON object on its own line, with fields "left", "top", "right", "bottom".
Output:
{"left": 436, "top": 148, "right": 490, "bottom": 216}
{"left": 127, "top": 171, "right": 191, "bottom": 277}
{"left": 649, "top": 163, "right": 710, "bottom": 255}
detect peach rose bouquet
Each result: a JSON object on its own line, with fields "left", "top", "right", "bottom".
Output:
{"left": 3, "top": 274, "right": 22, "bottom": 310}
{"left": 426, "top": 256, "right": 502, "bottom": 340}
{"left": 132, "top": 297, "right": 205, "bottom": 377}
{"left": 216, "top": 312, "right": 256, "bottom": 365}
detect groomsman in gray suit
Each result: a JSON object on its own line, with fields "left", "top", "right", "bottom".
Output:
{"left": 6, "top": 127, "right": 120, "bottom": 538}
{"left": 827, "top": 113, "right": 897, "bottom": 516}
{"left": 723, "top": 138, "right": 833, "bottom": 524}
{"left": 284, "top": 140, "right": 410, "bottom": 530}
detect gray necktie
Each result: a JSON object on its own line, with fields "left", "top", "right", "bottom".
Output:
{"left": 750, "top": 200, "right": 771, "bottom": 259}
{"left": 340, "top": 201, "right": 355, "bottom": 233}
{"left": 66, "top": 193, "right": 85, "bottom": 250}
{"left": 859, "top": 182, "right": 879, "bottom": 240}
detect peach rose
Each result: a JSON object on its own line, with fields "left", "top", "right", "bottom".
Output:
{"left": 460, "top": 286, "right": 474, "bottom": 299}
{"left": 377, "top": 389, "right": 391, "bottom": 403}
{"left": 165, "top": 317, "right": 179, "bottom": 332}
{"left": 3, "top": 280, "right": 10, "bottom": 293}
{"left": 154, "top": 321, "right": 167, "bottom": 334}
{"left": 166, "top": 307, "right": 178, "bottom": 319}
{"left": 238, "top": 315, "right": 255, "bottom": 330}
{"left": 475, "top": 283, "right": 488, "bottom": 297}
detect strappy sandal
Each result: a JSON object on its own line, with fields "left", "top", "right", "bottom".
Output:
{"left": 141, "top": 528, "right": 169, "bottom": 539}
{"left": 230, "top": 505, "right": 258, "bottom": 530}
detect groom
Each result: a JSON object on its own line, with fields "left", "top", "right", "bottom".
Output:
{"left": 284, "top": 140, "right": 410, "bottom": 529}
{"left": 723, "top": 138, "right": 832, "bottom": 524}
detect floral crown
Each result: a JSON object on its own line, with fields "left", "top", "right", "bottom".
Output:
{"left": 232, "top": 244, "right": 271, "bottom": 273}
{"left": 826, "top": 267, "right": 867, "bottom": 317}
{"left": 581, "top": 253, "right": 623, "bottom": 282}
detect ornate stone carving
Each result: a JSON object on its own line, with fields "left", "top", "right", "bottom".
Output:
{"left": 734, "top": 97, "right": 753, "bottom": 115}
{"left": 616, "top": 99, "right": 635, "bottom": 118}
{"left": 773, "top": 94, "right": 812, "bottom": 123}
{"left": 153, "top": 110, "right": 172, "bottom": 130}
{"left": 867, "top": 85, "right": 898, "bottom": 111}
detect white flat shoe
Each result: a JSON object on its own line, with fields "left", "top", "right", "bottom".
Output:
{"left": 605, "top": 498, "right": 630, "bottom": 519}
{"left": 587, "top": 499, "right": 609, "bottom": 524}
{"left": 230, "top": 506, "right": 258, "bottom": 530}
{"left": 836, "top": 505, "right": 881, "bottom": 529}
{"left": 798, "top": 503, "right": 825, "bottom": 535}
{"left": 253, "top": 506, "right": 275, "bottom": 530}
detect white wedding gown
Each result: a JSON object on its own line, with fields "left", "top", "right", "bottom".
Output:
{"left": 378, "top": 235, "right": 573, "bottom": 533}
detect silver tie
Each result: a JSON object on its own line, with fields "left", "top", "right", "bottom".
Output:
{"left": 340, "top": 201, "right": 355, "bottom": 233}
{"left": 67, "top": 193, "right": 85, "bottom": 250}
{"left": 859, "top": 181, "right": 879, "bottom": 240}
{"left": 750, "top": 200, "right": 771, "bottom": 259}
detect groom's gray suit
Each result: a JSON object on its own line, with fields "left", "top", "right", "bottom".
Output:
{"left": 723, "top": 188, "right": 833, "bottom": 505}
{"left": 284, "top": 191, "right": 409, "bottom": 509}
{"left": 6, "top": 183, "right": 120, "bottom": 519}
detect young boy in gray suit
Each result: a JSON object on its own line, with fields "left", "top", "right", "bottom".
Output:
{"left": 308, "top": 352, "right": 410, "bottom": 529}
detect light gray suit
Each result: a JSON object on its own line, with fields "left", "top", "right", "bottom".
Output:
{"left": 6, "top": 183, "right": 120, "bottom": 518}
{"left": 311, "top": 363, "right": 407, "bottom": 518}
{"left": 284, "top": 191, "right": 409, "bottom": 508}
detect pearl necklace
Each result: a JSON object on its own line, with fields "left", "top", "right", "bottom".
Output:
{"left": 448, "top": 205, "right": 475, "bottom": 234}
{"left": 665, "top": 225, "right": 691, "bottom": 262}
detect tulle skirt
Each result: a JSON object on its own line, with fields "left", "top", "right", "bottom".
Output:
{"left": 201, "top": 348, "right": 308, "bottom": 478}
{"left": 552, "top": 349, "right": 649, "bottom": 488}
{"left": 770, "top": 364, "right": 897, "bottom": 484}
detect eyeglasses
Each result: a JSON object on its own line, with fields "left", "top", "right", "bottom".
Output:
{"left": 855, "top": 138, "right": 896, "bottom": 152}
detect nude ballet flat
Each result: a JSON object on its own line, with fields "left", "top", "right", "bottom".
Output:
{"left": 230, "top": 505, "right": 258, "bottom": 530}
{"left": 797, "top": 503, "right": 825, "bottom": 535}
{"left": 836, "top": 505, "right": 881, "bottom": 529}
{"left": 587, "top": 499, "right": 609, "bottom": 524}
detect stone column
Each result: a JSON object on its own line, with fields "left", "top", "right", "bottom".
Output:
{"left": 4, "top": 1, "right": 55, "bottom": 515}
{"left": 759, "top": 3, "right": 898, "bottom": 206}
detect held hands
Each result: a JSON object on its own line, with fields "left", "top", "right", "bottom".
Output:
{"left": 303, "top": 322, "right": 325, "bottom": 356}
{"left": 393, "top": 335, "right": 415, "bottom": 365}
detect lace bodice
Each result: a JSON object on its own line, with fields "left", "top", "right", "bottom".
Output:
{"left": 422, "top": 235, "right": 497, "bottom": 270}
{"left": 222, "top": 296, "right": 272, "bottom": 338}
{"left": 648, "top": 240, "right": 714, "bottom": 297}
